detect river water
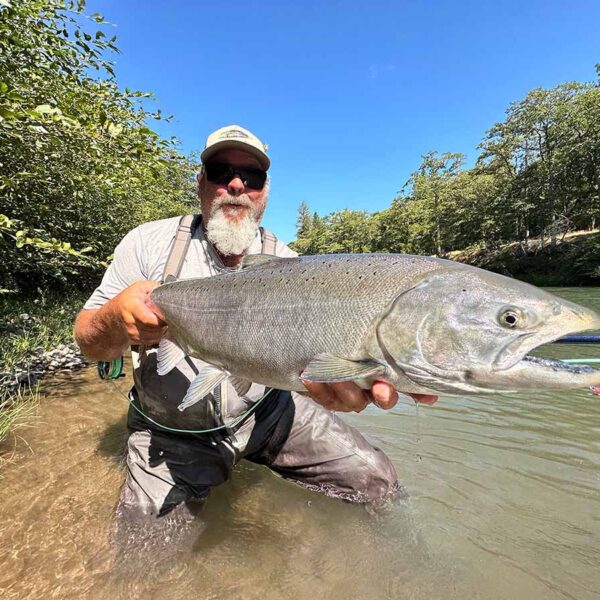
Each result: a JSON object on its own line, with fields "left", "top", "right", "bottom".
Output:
{"left": 1, "top": 288, "right": 599, "bottom": 600}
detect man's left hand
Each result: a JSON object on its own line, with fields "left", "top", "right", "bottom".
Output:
{"left": 302, "top": 380, "right": 438, "bottom": 413}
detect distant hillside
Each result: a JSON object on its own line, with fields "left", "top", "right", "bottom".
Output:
{"left": 449, "top": 230, "right": 600, "bottom": 286}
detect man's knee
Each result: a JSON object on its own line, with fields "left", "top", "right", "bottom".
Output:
{"left": 119, "top": 430, "right": 176, "bottom": 518}
{"left": 119, "top": 429, "right": 233, "bottom": 519}
{"left": 364, "top": 446, "right": 401, "bottom": 503}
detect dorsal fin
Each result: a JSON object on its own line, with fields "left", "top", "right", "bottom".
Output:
{"left": 241, "top": 254, "right": 283, "bottom": 270}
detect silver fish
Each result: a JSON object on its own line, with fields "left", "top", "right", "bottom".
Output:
{"left": 150, "top": 254, "right": 600, "bottom": 410}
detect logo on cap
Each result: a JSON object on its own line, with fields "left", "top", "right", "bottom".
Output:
{"left": 219, "top": 129, "right": 250, "bottom": 140}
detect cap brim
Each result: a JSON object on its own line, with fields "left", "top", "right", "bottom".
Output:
{"left": 201, "top": 140, "right": 270, "bottom": 170}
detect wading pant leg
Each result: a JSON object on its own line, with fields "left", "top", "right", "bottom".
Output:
{"left": 117, "top": 429, "right": 235, "bottom": 520}
{"left": 247, "top": 392, "right": 401, "bottom": 505}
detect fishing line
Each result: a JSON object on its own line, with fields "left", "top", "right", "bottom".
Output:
{"left": 97, "top": 359, "right": 273, "bottom": 434}
{"left": 124, "top": 385, "right": 273, "bottom": 434}
{"left": 550, "top": 335, "right": 600, "bottom": 365}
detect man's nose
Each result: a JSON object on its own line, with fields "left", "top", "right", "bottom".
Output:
{"left": 227, "top": 175, "right": 245, "bottom": 195}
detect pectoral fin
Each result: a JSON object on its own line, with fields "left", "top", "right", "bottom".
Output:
{"left": 301, "top": 354, "right": 386, "bottom": 383}
{"left": 156, "top": 334, "right": 186, "bottom": 376}
{"left": 178, "top": 366, "right": 229, "bottom": 411}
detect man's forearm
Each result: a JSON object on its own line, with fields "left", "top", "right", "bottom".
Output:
{"left": 74, "top": 303, "right": 130, "bottom": 361}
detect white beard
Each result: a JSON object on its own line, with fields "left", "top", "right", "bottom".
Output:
{"left": 205, "top": 198, "right": 261, "bottom": 256}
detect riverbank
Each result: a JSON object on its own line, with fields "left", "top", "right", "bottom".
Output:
{"left": 0, "top": 292, "right": 89, "bottom": 447}
{"left": 450, "top": 230, "right": 600, "bottom": 286}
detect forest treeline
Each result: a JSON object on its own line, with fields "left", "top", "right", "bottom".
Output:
{"left": 291, "top": 68, "right": 600, "bottom": 283}
{"left": 0, "top": 0, "right": 197, "bottom": 294}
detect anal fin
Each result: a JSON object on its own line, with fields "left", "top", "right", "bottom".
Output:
{"left": 157, "top": 333, "right": 186, "bottom": 376}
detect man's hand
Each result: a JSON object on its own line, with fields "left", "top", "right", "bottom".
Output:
{"left": 302, "top": 380, "right": 438, "bottom": 413}
{"left": 301, "top": 380, "right": 398, "bottom": 413}
{"left": 74, "top": 280, "right": 166, "bottom": 361}
{"left": 406, "top": 392, "right": 438, "bottom": 405}
{"left": 113, "top": 281, "right": 166, "bottom": 345}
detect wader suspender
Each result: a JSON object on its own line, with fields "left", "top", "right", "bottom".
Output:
{"left": 162, "top": 214, "right": 279, "bottom": 282}
{"left": 259, "top": 226, "right": 278, "bottom": 256}
{"left": 162, "top": 214, "right": 199, "bottom": 284}
{"left": 158, "top": 214, "right": 279, "bottom": 429}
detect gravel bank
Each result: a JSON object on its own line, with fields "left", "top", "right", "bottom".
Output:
{"left": 0, "top": 342, "right": 89, "bottom": 394}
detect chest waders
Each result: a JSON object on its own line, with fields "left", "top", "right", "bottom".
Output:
{"left": 99, "top": 214, "right": 280, "bottom": 434}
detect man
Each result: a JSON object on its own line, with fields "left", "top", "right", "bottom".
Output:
{"left": 74, "top": 125, "right": 426, "bottom": 524}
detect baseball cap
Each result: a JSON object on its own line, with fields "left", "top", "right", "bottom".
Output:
{"left": 201, "top": 125, "right": 270, "bottom": 170}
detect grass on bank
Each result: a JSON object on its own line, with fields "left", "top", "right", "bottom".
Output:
{"left": 0, "top": 386, "right": 40, "bottom": 467}
{"left": 0, "top": 289, "right": 89, "bottom": 451}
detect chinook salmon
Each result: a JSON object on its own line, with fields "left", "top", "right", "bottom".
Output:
{"left": 150, "top": 254, "right": 600, "bottom": 411}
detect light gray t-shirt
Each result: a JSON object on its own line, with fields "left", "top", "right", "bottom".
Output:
{"left": 85, "top": 215, "right": 297, "bottom": 430}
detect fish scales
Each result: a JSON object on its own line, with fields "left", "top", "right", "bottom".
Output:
{"left": 152, "top": 254, "right": 455, "bottom": 390}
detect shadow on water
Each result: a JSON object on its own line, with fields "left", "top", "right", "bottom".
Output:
{"left": 95, "top": 414, "right": 129, "bottom": 466}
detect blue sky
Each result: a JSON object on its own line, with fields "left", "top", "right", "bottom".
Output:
{"left": 87, "top": 0, "right": 599, "bottom": 242}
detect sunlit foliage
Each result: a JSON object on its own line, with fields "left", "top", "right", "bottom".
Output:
{"left": 0, "top": 0, "right": 197, "bottom": 292}
{"left": 292, "top": 66, "right": 600, "bottom": 283}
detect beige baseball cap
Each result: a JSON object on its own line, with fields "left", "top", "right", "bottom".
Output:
{"left": 201, "top": 125, "right": 270, "bottom": 170}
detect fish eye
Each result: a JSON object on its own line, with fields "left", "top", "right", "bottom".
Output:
{"left": 498, "top": 307, "right": 524, "bottom": 329}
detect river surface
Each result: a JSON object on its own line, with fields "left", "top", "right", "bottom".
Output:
{"left": 1, "top": 288, "right": 599, "bottom": 600}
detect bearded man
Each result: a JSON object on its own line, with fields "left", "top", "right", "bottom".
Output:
{"left": 74, "top": 125, "right": 408, "bottom": 526}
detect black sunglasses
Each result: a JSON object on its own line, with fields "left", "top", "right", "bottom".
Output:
{"left": 203, "top": 162, "right": 267, "bottom": 190}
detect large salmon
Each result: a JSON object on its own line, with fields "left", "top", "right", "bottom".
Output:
{"left": 150, "top": 254, "right": 600, "bottom": 411}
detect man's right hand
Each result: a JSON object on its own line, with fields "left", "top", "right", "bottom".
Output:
{"left": 74, "top": 280, "right": 167, "bottom": 361}
{"left": 113, "top": 281, "right": 167, "bottom": 345}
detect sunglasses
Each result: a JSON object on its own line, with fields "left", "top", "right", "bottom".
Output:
{"left": 203, "top": 162, "right": 267, "bottom": 190}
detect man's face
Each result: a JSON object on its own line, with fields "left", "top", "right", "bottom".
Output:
{"left": 197, "top": 148, "right": 269, "bottom": 256}
{"left": 197, "top": 148, "right": 268, "bottom": 225}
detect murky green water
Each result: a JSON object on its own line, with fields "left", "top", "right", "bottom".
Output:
{"left": 1, "top": 288, "right": 599, "bottom": 600}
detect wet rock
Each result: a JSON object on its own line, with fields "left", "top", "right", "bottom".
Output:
{"left": 17, "top": 372, "right": 39, "bottom": 387}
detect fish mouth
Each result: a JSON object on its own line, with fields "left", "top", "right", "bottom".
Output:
{"left": 465, "top": 303, "right": 600, "bottom": 392}
{"left": 493, "top": 304, "right": 600, "bottom": 372}
{"left": 521, "top": 355, "right": 597, "bottom": 374}
{"left": 492, "top": 353, "right": 600, "bottom": 391}
{"left": 489, "top": 322, "right": 600, "bottom": 391}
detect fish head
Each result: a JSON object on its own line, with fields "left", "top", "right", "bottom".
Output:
{"left": 376, "top": 267, "right": 600, "bottom": 394}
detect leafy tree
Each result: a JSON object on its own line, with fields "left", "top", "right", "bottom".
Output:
{"left": 479, "top": 82, "right": 600, "bottom": 246}
{"left": 0, "top": 0, "right": 197, "bottom": 292}
{"left": 289, "top": 66, "right": 599, "bottom": 285}
{"left": 401, "top": 151, "right": 466, "bottom": 255}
